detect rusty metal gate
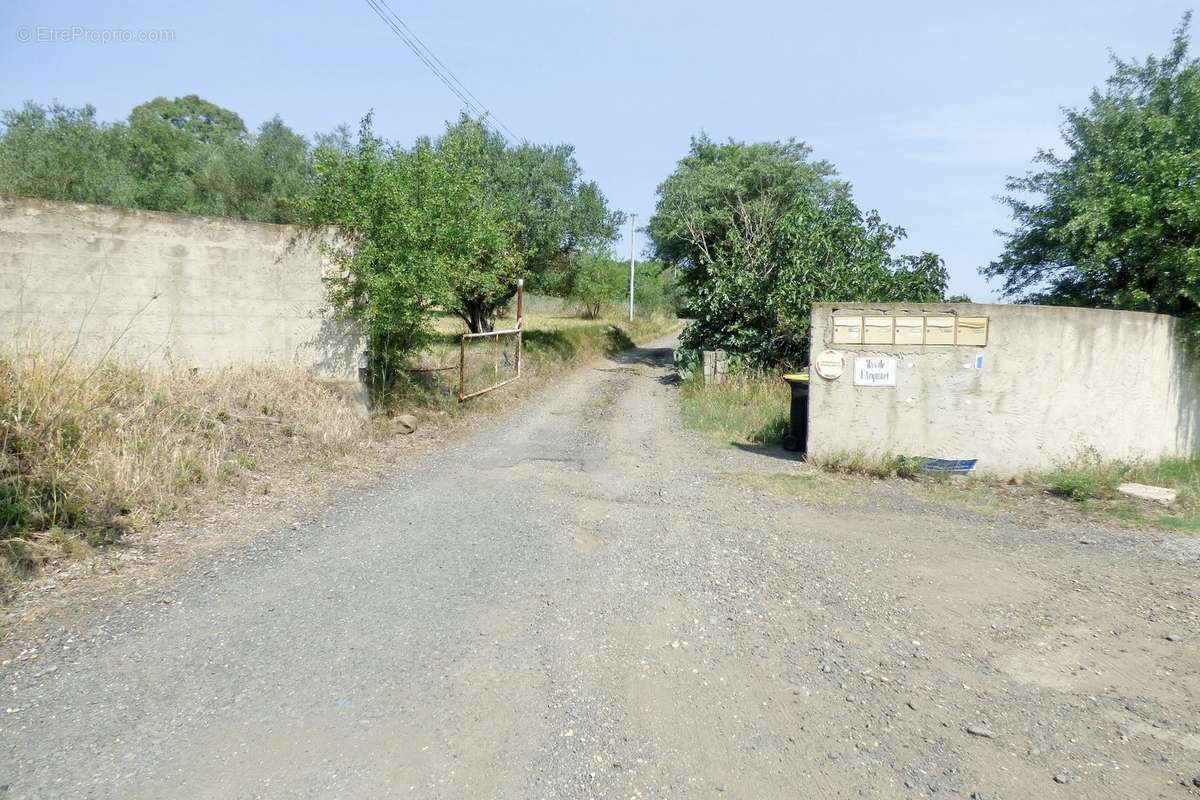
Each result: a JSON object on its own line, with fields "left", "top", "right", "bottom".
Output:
{"left": 458, "top": 280, "right": 525, "bottom": 402}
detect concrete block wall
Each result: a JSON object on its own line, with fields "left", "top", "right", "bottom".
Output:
{"left": 807, "top": 302, "right": 1200, "bottom": 475}
{"left": 0, "top": 197, "right": 363, "bottom": 384}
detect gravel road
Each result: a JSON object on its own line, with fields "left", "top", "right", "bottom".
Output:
{"left": 3, "top": 335, "right": 1198, "bottom": 799}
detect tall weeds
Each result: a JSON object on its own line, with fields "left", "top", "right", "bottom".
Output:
{"left": 0, "top": 350, "right": 369, "bottom": 594}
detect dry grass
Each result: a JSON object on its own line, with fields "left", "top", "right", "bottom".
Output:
{"left": 0, "top": 349, "right": 370, "bottom": 596}
{"left": 911, "top": 477, "right": 1004, "bottom": 517}
{"left": 810, "top": 450, "right": 926, "bottom": 480}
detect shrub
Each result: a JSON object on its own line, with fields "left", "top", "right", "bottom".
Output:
{"left": 1041, "top": 455, "right": 1128, "bottom": 502}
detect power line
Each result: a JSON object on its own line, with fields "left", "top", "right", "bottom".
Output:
{"left": 360, "top": 0, "right": 481, "bottom": 117}
{"left": 360, "top": 0, "right": 521, "bottom": 143}
{"left": 372, "top": 0, "right": 522, "bottom": 143}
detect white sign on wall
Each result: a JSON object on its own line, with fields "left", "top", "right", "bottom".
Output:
{"left": 853, "top": 356, "right": 897, "bottom": 387}
{"left": 814, "top": 350, "right": 845, "bottom": 380}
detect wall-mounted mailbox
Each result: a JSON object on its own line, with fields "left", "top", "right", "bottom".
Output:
{"left": 894, "top": 316, "right": 924, "bottom": 345}
{"left": 956, "top": 316, "right": 989, "bottom": 346}
{"left": 924, "top": 316, "right": 955, "bottom": 345}
{"left": 833, "top": 316, "right": 863, "bottom": 344}
{"left": 863, "top": 316, "right": 894, "bottom": 344}
{"left": 830, "top": 311, "right": 990, "bottom": 347}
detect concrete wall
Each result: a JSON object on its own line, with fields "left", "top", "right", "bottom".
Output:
{"left": 807, "top": 302, "right": 1200, "bottom": 475}
{"left": 0, "top": 197, "right": 363, "bottom": 383}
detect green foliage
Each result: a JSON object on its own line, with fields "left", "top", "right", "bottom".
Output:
{"left": 1037, "top": 454, "right": 1200, "bottom": 531}
{"left": 569, "top": 250, "right": 627, "bottom": 318}
{"left": 649, "top": 134, "right": 947, "bottom": 367}
{"left": 306, "top": 114, "right": 514, "bottom": 392}
{"left": 431, "top": 117, "right": 623, "bottom": 332}
{"left": 632, "top": 260, "right": 681, "bottom": 316}
{"left": 0, "top": 96, "right": 314, "bottom": 223}
{"left": 0, "top": 102, "right": 136, "bottom": 206}
{"left": 130, "top": 94, "right": 248, "bottom": 143}
{"left": 566, "top": 253, "right": 676, "bottom": 319}
{"left": 984, "top": 15, "right": 1200, "bottom": 349}
{"left": 1046, "top": 469, "right": 1111, "bottom": 501}
{"left": 309, "top": 114, "right": 623, "bottom": 348}
{"left": 1041, "top": 454, "right": 1200, "bottom": 504}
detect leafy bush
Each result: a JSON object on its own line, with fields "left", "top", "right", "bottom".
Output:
{"left": 1046, "top": 470, "right": 1111, "bottom": 501}
{"left": 567, "top": 253, "right": 679, "bottom": 319}
{"left": 569, "top": 250, "right": 628, "bottom": 318}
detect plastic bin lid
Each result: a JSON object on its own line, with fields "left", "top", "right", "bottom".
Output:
{"left": 782, "top": 372, "right": 809, "bottom": 383}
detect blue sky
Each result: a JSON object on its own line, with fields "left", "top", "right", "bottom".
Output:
{"left": 0, "top": 0, "right": 1192, "bottom": 299}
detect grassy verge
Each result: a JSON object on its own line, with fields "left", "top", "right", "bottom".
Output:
{"left": 1040, "top": 455, "right": 1200, "bottom": 531}
{"left": 0, "top": 312, "right": 679, "bottom": 599}
{"left": 810, "top": 450, "right": 926, "bottom": 480}
{"left": 678, "top": 373, "right": 790, "bottom": 446}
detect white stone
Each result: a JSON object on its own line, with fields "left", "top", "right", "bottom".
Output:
{"left": 1117, "top": 483, "right": 1178, "bottom": 505}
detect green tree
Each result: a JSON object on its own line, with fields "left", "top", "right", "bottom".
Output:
{"left": 253, "top": 116, "right": 314, "bottom": 223}
{"left": 129, "top": 94, "right": 249, "bottom": 144}
{"left": 568, "top": 249, "right": 627, "bottom": 318}
{"left": 649, "top": 135, "right": 947, "bottom": 367}
{"left": 306, "top": 115, "right": 516, "bottom": 391}
{"left": 433, "top": 117, "right": 623, "bottom": 332}
{"left": 565, "top": 253, "right": 678, "bottom": 319}
{"left": 126, "top": 95, "right": 258, "bottom": 218}
{"left": 984, "top": 15, "right": 1200, "bottom": 348}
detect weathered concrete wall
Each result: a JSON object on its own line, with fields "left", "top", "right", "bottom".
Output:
{"left": 0, "top": 197, "right": 363, "bottom": 384}
{"left": 807, "top": 302, "right": 1200, "bottom": 475}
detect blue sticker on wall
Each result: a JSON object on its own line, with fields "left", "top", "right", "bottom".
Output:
{"left": 975, "top": 355, "right": 984, "bottom": 369}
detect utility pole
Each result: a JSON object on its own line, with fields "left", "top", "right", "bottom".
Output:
{"left": 628, "top": 214, "right": 637, "bottom": 322}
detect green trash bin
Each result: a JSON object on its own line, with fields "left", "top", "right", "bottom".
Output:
{"left": 781, "top": 372, "right": 809, "bottom": 454}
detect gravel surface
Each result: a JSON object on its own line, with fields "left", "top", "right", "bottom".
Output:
{"left": 2, "top": 336, "right": 1198, "bottom": 798}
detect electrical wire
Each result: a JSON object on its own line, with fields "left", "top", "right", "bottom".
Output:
{"left": 360, "top": 0, "right": 521, "bottom": 143}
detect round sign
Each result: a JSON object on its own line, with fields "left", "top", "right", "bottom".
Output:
{"left": 814, "top": 350, "right": 845, "bottom": 380}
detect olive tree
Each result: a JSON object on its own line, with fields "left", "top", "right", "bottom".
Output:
{"left": 433, "top": 117, "right": 623, "bottom": 332}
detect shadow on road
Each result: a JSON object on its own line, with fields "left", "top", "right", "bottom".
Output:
{"left": 732, "top": 442, "right": 807, "bottom": 463}
{"left": 610, "top": 345, "right": 675, "bottom": 369}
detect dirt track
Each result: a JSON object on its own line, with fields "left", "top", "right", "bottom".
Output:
{"left": 2, "top": 336, "right": 1198, "bottom": 798}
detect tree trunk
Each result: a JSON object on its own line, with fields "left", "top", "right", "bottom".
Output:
{"left": 461, "top": 298, "right": 495, "bottom": 334}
